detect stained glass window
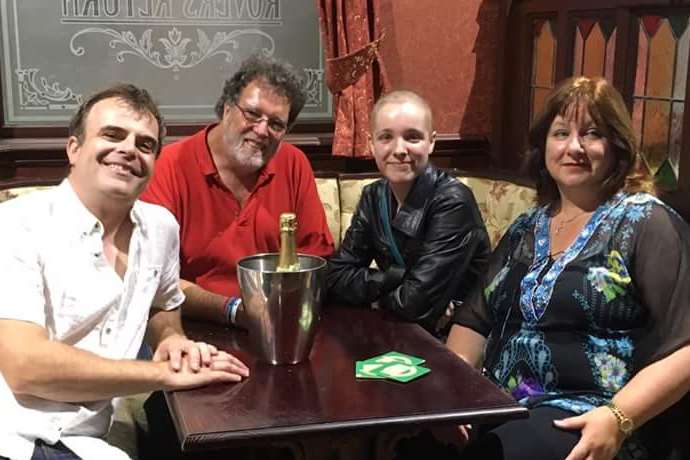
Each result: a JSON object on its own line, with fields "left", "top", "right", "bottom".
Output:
{"left": 530, "top": 19, "right": 557, "bottom": 121}
{"left": 633, "top": 15, "right": 689, "bottom": 189}
{"left": 572, "top": 18, "right": 616, "bottom": 81}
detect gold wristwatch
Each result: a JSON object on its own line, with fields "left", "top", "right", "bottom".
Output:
{"left": 606, "top": 402, "right": 634, "bottom": 437}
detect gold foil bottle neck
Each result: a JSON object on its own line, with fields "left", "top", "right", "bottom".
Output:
{"left": 279, "top": 212, "right": 298, "bottom": 233}
{"left": 277, "top": 212, "right": 299, "bottom": 272}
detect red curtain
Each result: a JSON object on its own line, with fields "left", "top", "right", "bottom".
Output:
{"left": 317, "top": 0, "right": 389, "bottom": 157}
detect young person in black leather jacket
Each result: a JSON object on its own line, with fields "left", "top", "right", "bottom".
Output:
{"left": 326, "top": 90, "right": 490, "bottom": 336}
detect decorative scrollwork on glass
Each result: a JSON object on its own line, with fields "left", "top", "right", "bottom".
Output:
{"left": 302, "top": 68, "right": 324, "bottom": 106}
{"left": 69, "top": 27, "right": 276, "bottom": 72}
{"left": 16, "top": 68, "right": 83, "bottom": 109}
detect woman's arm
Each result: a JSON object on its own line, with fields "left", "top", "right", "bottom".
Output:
{"left": 556, "top": 345, "right": 690, "bottom": 460}
{"left": 557, "top": 202, "right": 690, "bottom": 460}
{"left": 614, "top": 344, "right": 690, "bottom": 427}
{"left": 446, "top": 324, "right": 487, "bottom": 369}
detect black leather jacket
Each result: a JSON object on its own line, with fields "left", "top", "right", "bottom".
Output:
{"left": 326, "top": 166, "right": 490, "bottom": 334}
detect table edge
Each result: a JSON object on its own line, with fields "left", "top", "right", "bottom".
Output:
{"left": 178, "top": 405, "right": 529, "bottom": 452}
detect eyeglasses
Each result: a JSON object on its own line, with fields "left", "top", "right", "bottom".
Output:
{"left": 233, "top": 102, "right": 288, "bottom": 137}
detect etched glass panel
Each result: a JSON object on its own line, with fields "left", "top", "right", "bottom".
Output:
{"left": 583, "top": 23, "right": 606, "bottom": 77}
{"left": 604, "top": 28, "right": 616, "bottom": 80}
{"left": 0, "top": 0, "right": 332, "bottom": 124}
{"left": 632, "top": 99, "right": 644, "bottom": 141}
{"left": 531, "top": 19, "right": 556, "bottom": 121}
{"left": 674, "top": 20, "right": 690, "bottom": 99}
{"left": 572, "top": 18, "right": 616, "bottom": 81}
{"left": 634, "top": 24, "right": 648, "bottom": 96}
{"left": 669, "top": 101, "right": 684, "bottom": 179}
{"left": 642, "top": 99, "right": 671, "bottom": 172}
{"left": 532, "top": 87, "right": 551, "bottom": 120}
{"left": 633, "top": 15, "right": 689, "bottom": 187}
{"left": 647, "top": 20, "right": 675, "bottom": 98}
{"left": 574, "top": 24, "right": 584, "bottom": 76}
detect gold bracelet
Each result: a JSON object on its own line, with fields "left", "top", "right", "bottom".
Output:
{"left": 606, "top": 402, "right": 634, "bottom": 437}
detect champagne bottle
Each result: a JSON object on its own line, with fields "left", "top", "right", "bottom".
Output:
{"left": 277, "top": 212, "right": 300, "bottom": 272}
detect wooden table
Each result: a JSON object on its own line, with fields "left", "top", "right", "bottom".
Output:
{"left": 164, "top": 306, "right": 527, "bottom": 459}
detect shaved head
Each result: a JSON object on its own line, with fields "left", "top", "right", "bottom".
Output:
{"left": 371, "top": 90, "right": 433, "bottom": 133}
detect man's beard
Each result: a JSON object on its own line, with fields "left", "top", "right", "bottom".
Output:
{"left": 232, "top": 140, "right": 274, "bottom": 173}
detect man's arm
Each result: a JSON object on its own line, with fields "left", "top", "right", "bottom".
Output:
{"left": 146, "top": 304, "right": 187, "bottom": 347}
{"left": 177, "top": 279, "right": 247, "bottom": 326}
{"left": 145, "top": 306, "right": 247, "bottom": 372}
{"left": 0, "top": 319, "right": 246, "bottom": 403}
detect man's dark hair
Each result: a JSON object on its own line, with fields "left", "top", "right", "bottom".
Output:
{"left": 214, "top": 54, "right": 306, "bottom": 128}
{"left": 69, "top": 83, "right": 165, "bottom": 154}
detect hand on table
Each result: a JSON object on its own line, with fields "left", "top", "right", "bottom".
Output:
{"left": 159, "top": 354, "right": 249, "bottom": 390}
{"left": 554, "top": 406, "right": 624, "bottom": 460}
{"left": 153, "top": 333, "right": 214, "bottom": 370}
{"left": 153, "top": 333, "right": 249, "bottom": 377}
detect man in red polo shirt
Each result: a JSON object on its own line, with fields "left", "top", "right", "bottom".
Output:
{"left": 141, "top": 55, "right": 334, "bottom": 327}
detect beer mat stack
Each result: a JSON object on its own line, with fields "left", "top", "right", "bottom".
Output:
{"left": 355, "top": 351, "right": 430, "bottom": 383}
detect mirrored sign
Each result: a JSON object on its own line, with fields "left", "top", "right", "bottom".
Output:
{"left": 0, "top": 0, "right": 331, "bottom": 125}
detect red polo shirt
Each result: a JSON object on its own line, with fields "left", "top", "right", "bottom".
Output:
{"left": 141, "top": 125, "right": 334, "bottom": 297}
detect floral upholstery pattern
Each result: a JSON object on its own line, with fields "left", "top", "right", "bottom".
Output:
{"left": 336, "top": 175, "right": 535, "bottom": 249}
{"left": 338, "top": 176, "right": 378, "bottom": 242}
{"left": 458, "top": 177, "right": 537, "bottom": 248}
{"left": 0, "top": 175, "right": 536, "bottom": 250}
{"left": 315, "top": 177, "right": 341, "bottom": 248}
{"left": 0, "top": 186, "right": 52, "bottom": 203}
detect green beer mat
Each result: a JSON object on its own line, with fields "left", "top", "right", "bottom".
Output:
{"left": 355, "top": 351, "right": 430, "bottom": 383}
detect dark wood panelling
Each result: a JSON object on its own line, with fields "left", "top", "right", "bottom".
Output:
{"left": 0, "top": 134, "right": 490, "bottom": 189}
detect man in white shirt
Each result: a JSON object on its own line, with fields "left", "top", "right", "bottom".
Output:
{"left": 0, "top": 84, "right": 249, "bottom": 460}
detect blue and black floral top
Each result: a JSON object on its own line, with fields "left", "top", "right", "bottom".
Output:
{"left": 454, "top": 192, "right": 690, "bottom": 459}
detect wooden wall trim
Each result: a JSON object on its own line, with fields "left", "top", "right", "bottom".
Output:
{"left": 0, "top": 134, "right": 492, "bottom": 188}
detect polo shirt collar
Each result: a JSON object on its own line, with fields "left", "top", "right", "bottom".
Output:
{"left": 198, "top": 124, "right": 219, "bottom": 177}
{"left": 198, "top": 123, "right": 276, "bottom": 189}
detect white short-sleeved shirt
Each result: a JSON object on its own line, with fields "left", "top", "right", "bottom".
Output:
{"left": 0, "top": 180, "right": 185, "bottom": 460}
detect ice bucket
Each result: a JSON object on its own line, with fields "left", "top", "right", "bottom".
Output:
{"left": 237, "top": 253, "right": 327, "bottom": 365}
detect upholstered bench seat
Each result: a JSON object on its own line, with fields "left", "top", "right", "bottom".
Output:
{"left": 314, "top": 169, "right": 536, "bottom": 248}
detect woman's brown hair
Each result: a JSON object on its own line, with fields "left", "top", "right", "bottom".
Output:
{"left": 524, "top": 76, "right": 654, "bottom": 206}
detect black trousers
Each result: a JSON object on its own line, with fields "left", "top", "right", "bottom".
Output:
{"left": 395, "top": 406, "right": 579, "bottom": 460}
{"left": 462, "top": 406, "right": 579, "bottom": 460}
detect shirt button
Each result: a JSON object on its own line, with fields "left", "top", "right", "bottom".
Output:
{"left": 106, "top": 328, "right": 112, "bottom": 334}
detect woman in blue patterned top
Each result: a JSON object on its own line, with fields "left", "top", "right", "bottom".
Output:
{"left": 447, "top": 77, "right": 690, "bottom": 460}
